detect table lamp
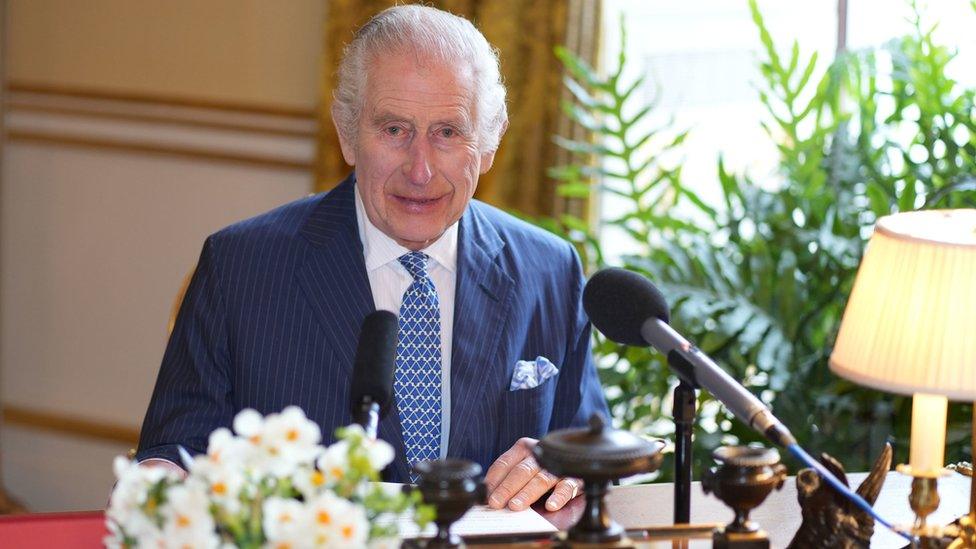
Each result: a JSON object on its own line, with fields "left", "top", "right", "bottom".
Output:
{"left": 829, "top": 209, "right": 976, "bottom": 546}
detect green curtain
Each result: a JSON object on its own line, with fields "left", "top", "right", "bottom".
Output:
{"left": 316, "top": 0, "right": 601, "bottom": 218}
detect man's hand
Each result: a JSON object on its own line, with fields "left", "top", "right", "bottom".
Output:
{"left": 139, "top": 458, "right": 188, "bottom": 480}
{"left": 484, "top": 437, "right": 581, "bottom": 512}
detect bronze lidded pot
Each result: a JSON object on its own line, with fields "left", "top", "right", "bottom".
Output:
{"left": 534, "top": 413, "right": 665, "bottom": 546}
{"left": 412, "top": 459, "right": 486, "bottom": 548}
{"left": 702, "top": 446, "right": 787, "bottom": 548}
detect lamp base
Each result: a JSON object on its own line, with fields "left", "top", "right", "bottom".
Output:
{"left": 713, "top": 528, "right": 770, "bottom": 549}
{"left": 946, "top": 406, "right": 976, "bottom": 549}
{"left": 910, "top": 476, "right": 942, "bottom": 537}
{"left": 894, "top": 464, "right": 957, "bottom": 544}
{"left": 947, "top": 513, "right": 975, "bottom": 548}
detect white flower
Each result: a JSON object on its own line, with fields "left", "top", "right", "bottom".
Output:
{"left": 331, "top": 497, "right": 369, "bottom": 548}
{"left": 341, "top": 424, "right": 367, "bottom": 440}
{"left": 233, "top": 408, "right": 265, "bottom": 439}
{"left": 316, "top": 428, "right": 392, "bottom": 484}
{"left": 265, "top": 406, "right": 322, "bottom": 461}
{"left": 306, "top": 491, "right": 368, "bottom": 548}
{"left": 160, "top": 483, "right": 219, "bottom": 549}
{"left": 316, "top": 440, "right": 350, "bottom": 485}
{"left": 292, "top": 465, "right": 329, "bottom": 500}
{"left": 164, "top": 525, "right": 219, "bottom": 549}
{"left": 206, "top": 427, "right": 250, "bottom": 468}
{"left": 187, "top": 428, "right": 251, "bottom": 513}
{"left": 204, "top": 464, "right": 246, "bottom": 514}
{"left": 107, "top": 410, "right": 413, "bottom": 549}
{"left": 241, "top": 406, "right": 322, "bottom": 478}
{"left": 105, "top": 522, "right": 165, "bottom": 549}
{"left": 106, "top": 456, "right": 176, "bottom": 542}
{"left": 262, "top": 496, "right": 312, "bottom": 548}
{"left": 363, "top": 438, "right": 395, "bottom": 471}
{"left": 328, "top": 424, "right": 391, "bottom": 471}
{"left": 306, "top": 491, "right": 342, "bottom": 547}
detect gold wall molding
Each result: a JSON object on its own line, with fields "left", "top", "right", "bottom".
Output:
{"left": 8, "top": 81, "right": 316, "bottom": 119}
{"left": 5, "top": 83, "right": 318, "bottom": 171}
{"left": 2, "top": 405, "right": 140, "bottom": 446}
{"left": 7, "top": 129, "right": 313, "bottom": 171}
{"left": 6, "top": 102, "right": 316, "bottom": 139}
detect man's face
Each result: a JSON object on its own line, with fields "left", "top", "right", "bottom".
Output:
{"left": 335, "top": 52, "right": 497, "bottom": 251}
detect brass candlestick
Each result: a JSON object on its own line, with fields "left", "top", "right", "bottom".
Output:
{"left": 896, "top": 463, "right": 952, "bottom": 546}
{"left": 947, "top": 406, "right": 976, "bottom": 549}
{"left": 909, "top": 476, "right": 941, "bottom": 536}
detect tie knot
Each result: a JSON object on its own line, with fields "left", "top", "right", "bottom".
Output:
{"left": 398, "top": 252, "right": 430, "bottom": 280}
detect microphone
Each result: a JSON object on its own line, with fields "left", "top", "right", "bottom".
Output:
{"left": 349, "top": 310, "right": 398, "bottom": 439}
{"left": 583, "top": 268, "right": 913, "bottom": 541}
{"left": 582, "top": 268, "right": 796, "bottom": 447}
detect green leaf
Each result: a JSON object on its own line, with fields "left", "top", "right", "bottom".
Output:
{"left": 677, "top": 182, "right": 717, "bottom": 218}
{"left": 555, "top": 45, "right": 605, "bottom": 90}
{"left": 795, "top": 51, "right": 820, "bottom": 95}
{"left": 556, "top": 182, "right": 593, "bottom": 198}
{"left": 560, "top": 214, "right": 590, "bottom": 233}
{"left": 553, "top": 135, "right": 619, "bottom": 158}
{"left": 617, "top": 76, "right": 646, "bottom": 104}
{"left": 866, "top": 183, "right": 890, "bottom": 216}
{"left": 562, "top": 76, "right": 600, "bottom": 110}
{"left": 898, "top": 179, "right": 918, "bottom": 211}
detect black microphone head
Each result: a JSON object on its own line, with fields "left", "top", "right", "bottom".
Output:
{"left": 582, "top": 268, "right": 670, "bottom": 346}
{"left": 350, "top": 310, "right": 398, "bottom": 418}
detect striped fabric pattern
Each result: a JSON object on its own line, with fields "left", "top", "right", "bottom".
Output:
{"left": 136, "top": 173, "right": 609, "bottom": 482}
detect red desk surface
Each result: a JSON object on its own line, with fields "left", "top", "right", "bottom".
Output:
{"left": 0, "top": 510, "right": 106, "bottom": 548}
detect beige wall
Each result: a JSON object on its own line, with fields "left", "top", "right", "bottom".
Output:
{"left": 7, "top": 0, "right": 324, "bottom": 108}
{"left": 1, "top": 0, "right": 325, "bottom": 511}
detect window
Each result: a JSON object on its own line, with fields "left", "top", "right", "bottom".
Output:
{"left": 598, "top": 0, "right": 976, "bottom": 257}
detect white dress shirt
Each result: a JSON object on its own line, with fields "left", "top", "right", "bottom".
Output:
{"left": 354, "top": 184, "right": 457, "bottom": 458}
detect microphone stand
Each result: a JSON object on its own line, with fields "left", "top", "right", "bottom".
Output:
{"left": 672, "top": 379, "right": 697, "bottom": 524}
{"left": 354, "top": 399, "right": 380, "bottom": 440}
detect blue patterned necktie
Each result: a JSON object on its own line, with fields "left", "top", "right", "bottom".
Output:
{"left": 395, "top": 252, "right": 442, "bottom": 476}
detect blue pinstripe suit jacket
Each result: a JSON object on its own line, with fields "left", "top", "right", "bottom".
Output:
{"left": 136, "top": 174, "right": 608, "bottom": 482}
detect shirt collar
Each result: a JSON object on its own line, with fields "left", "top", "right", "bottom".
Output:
{"left": 354, "top": 183, "right": 458, "bottom": 274}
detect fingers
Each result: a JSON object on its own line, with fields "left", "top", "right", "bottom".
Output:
{"left": 544, "top": 477, "right": 582, "bottom": 511}
{"left": 484, "top": 438, "right": 535, "bottom": 494}
{"left": 507, "top": 467, "right": 560, "bottom": 511}
{"left": 487, "top": 454, "right": 546, "bottom": 510}
{"left": 485, "top": 438, "right": 577, "bottom": 511}
{"left": 486, "top": 438, "right": 555, "bottom": 511}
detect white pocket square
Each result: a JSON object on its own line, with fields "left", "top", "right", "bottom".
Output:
{"left": 509, "top": 356, "right": 559, "bottom": 391}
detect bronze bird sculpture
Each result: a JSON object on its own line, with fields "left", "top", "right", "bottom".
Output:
{"left": 787, "top": 443, "right": 892, "bottom": 549}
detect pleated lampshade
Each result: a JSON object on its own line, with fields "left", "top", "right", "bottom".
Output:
{"left": 830, "top": 209, "right": 976, "bottom": 401}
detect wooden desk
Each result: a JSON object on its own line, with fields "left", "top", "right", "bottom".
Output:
{"left": 0, "top": 473, "right": 968, "bottom": 547}
{"left": 541, "top": 472, "right": 971, "bottom": 548}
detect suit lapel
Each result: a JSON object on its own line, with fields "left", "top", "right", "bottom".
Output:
{"left": 296, "top": 175, "right": 373, "bottom": 380}
{"left": 295, "top": 174, "right": 411, "bottom": 481}
{"left": 447, "top": 204, "right": 514, "bottom": 457}
{"left": 295, "top": 182, "right": 513, "bottom": 478}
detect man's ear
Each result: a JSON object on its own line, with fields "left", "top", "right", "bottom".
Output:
{"left": 479, "top": 119, "right": 509, "bottom": 174}
{"left": 332, "top": 105, "right": 357, "bottom": 166}
{"left": 479, "top": 149, "right": 497, "bottom": 174}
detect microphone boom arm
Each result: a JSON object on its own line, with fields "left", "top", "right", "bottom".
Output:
{"left": 643, "top": 318, "right": 797, "bottom": 447}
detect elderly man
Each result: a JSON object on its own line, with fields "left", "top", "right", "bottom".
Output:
{"left": 137, "top": 5, "right": 608, "bottom": 513}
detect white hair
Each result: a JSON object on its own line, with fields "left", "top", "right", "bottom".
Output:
{"left": 332, "top": 5, "right": 508, "bottom": 153}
